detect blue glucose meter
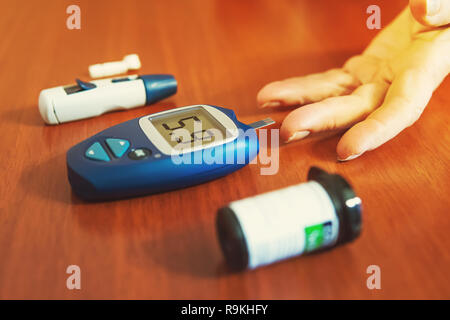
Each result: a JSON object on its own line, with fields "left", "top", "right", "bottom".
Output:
{"left": 67, "top": 105, "right": 274, "bottom": 200}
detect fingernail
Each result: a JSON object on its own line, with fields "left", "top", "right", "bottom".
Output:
{"left": 285, "top": 130, "right": 310, "bottom": 143}
{"left": 337, "top": 152, "right": 364, "bottom": 162}
{"left": 261, "top": 101, "right": 281, "bottom": 108}
{"left": 427, "top": 0, "right": 441, "bottom": 16}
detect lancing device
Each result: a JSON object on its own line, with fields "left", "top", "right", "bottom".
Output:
{"left": 216, "top": 167, "right": 362, "bottom": 271}
{"left": 38, "top": 74, "right": 177, "bottom": 124}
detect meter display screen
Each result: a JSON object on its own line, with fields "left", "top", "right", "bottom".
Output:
{"left": 150, "top": 107, "right": 228, "bottom": 149}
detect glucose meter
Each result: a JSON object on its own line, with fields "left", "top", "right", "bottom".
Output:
{"left": 216, "top": 167, "right": 362, "bottom": 270}
{"left": 67, "top": 104, "right": 274, "bottom": 200}
{"left": 39, "top": 74, "right": 177, "bottom": 124}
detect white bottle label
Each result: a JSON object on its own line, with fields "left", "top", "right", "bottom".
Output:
{"left": 230, "top": 181, "right": 339, "bottom": 269}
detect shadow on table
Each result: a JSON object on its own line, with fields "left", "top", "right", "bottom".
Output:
{"left": 141, "top": 226, "right": 230, "bottom": 279}
{"left": 278, "top": 129, "right": 344, "bottom": 162}
{"left": 309, "top": 129, "right": 344, "bottom": 162}
{"left": 1, "top": 105, "right": 44, "bottom": 127}
{"left": 70, "top": 202, "right": 231, "bottom": 278}
{"left": 19, "top": 153, "right": 83, "bottom": 205}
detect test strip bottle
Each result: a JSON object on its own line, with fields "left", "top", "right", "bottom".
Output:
{"left": 216, "top": 167, "right": 362, "bottom": 270}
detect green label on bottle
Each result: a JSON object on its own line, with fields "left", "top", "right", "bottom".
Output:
{"left": 304, "top": 221, "right": 333, "bottom": 252}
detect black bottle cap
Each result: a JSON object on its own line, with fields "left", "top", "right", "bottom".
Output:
{"left": 308, "top": 167, "right": 362, "bottom": 244}
{"left": 216, "top": 206, "right": 249, "bottom": 271}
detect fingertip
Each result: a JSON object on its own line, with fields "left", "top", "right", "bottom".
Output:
{"left": 257, "top": 78, "right": 311, "bottom": 108}
{"left": 256, "top": 81, "right": 283, "bottom": 108}
{"left": 336, "top": 123, "right": 372, "bottom": 161}
{"left": 279, "top": 121, "right": 294, "bottom": 143}
{"left": 280, "top": 108, "right": 314, "bottom": 143}
{"left": 285, "top": 131, "right": 310, "bottom": 143}
{"left": 260, "top": 101, "right": 282, "bottom": 109}
{"left": 336, "top": 141, "right": 365, "bottom": 161}
{"left": 409, "top": 0, "right": 450, "bottom": 27}
{"left": 410, "top": 0, "right": 427, "bottom": 23}
{"left": 336, "top": 139, "right": 359, "bottom": 161}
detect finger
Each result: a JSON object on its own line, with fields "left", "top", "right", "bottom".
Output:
{"left": 344, "top": 55, "right": 389, "bottom": 84}
{"left": 280, "top": 82, "right": 389, "bottom": 143}
{"left": 336, "top": 67, "right": 444, "bottom": 161}
{"left": 410, "top": 0, "right": 450, "bottom": 27}
{"left": 257, "top": 68, "right": 360, "bottom": 108}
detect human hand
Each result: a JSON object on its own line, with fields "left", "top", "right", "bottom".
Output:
{"left": 257, "top": 0, "right": 450, "bottom": 161}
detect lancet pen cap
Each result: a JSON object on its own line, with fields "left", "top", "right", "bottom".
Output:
{"left": 140, "top": 74, "right": 177, "bottom": 105}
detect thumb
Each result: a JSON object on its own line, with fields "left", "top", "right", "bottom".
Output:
{"left": 410, "top": 0, "right": 450, "bottom": 26}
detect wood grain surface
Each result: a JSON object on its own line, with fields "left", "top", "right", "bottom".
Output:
{"left": 0, "top": 0, "right": 449, "bottom": 299}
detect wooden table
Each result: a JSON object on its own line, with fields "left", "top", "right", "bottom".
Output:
{"left": 0, "top": 0, "right": 449, "bottom": 299}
